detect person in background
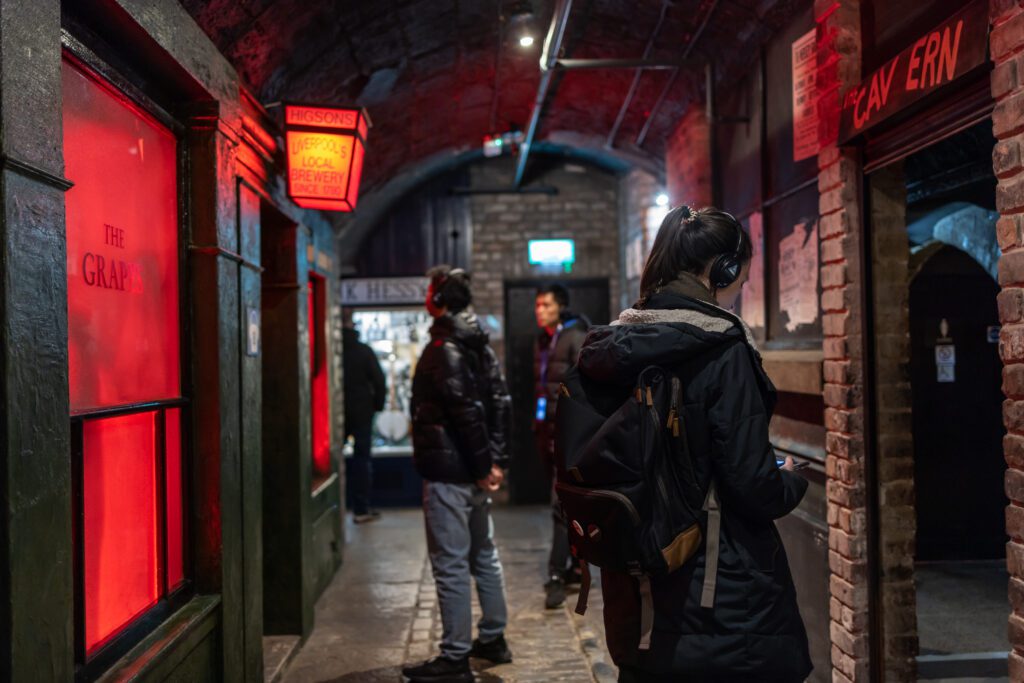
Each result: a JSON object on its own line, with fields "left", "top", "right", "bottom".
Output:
{"left": 342, "top": 308, "right": 387, "bottom": 524}
{"left": 533, "top": 283, "right": 590, "bottom": 609}
{"left": 402, "top": 266, "right": 513, "bottom": 683}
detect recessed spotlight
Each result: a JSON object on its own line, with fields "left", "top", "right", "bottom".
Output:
{"left": 655, "top": 192, "right": 669, "bottom": 207}
{"left": 519, "top": 35, "right": 535, "bottom": 47}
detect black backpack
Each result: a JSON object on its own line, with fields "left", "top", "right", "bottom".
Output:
{"left": 553, "top": 364, "right": 722, "bottom": 651}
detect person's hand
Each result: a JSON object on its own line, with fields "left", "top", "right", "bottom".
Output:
{"left": 476, "top": 465, "right": 504, "bottom": 491}
{"left": 780, "top": 455, "right": 795, "bottom": 471}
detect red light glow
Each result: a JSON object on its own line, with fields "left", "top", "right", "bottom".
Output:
{"left": 284, "top": 104, "right": 368, "bottom": 213}
{"left": 62, "top": 58, "right": 180, "bottom": 412}
{"left": 165, "top": 408, "right": 184, "bottom": 590}
{"left": 83, "top": 412, "right": 159, "bottom": 654}
{"left": 309, "top": 274, "right": 331, "bottom": 479}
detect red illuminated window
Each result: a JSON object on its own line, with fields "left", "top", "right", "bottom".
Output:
{"left": 63, "top": 53, "right": 189, "bottom": 676}
{"left": 310, "top": 273, "right": 331, "bottom": 483}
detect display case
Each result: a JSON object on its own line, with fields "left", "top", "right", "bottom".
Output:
{"left": 341, "top": 276, "right": 434, "bottom": 507}
{"left": 352, "top": 308, "right": 432, "bottom": 450}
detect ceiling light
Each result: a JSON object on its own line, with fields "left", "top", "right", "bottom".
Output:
{"left": 519, "top": 35, "right": 535, "bottom": 47}
{"left": 655, "top": 192, "right": 669, "bottom": 207}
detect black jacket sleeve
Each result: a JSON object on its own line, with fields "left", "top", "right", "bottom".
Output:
{"left": 436, "top": 342, "right": 493, "bottom": 481}
{"left": 482, "top": 345, "right": 512, "bottom": 469}
{"left": 706, "top": 341, "right": 808, "bottom": 521}
{"left": 366, "top": 345, "right": 387, "bottom": 413}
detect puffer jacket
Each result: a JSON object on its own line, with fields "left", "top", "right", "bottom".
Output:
{"left": 411, "top": 311, "right": 511, "bottom": 483}
{"left": 534, "top": 312, "right": 590, "bottom": 460}
{"left": 576, "top": 285, "right": 812, "bottom": 682}
{"left": 534, "top": 312, "right": 590, "bottom": 420}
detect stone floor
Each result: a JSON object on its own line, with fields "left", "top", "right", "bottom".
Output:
{"left": 280, "top": 506, "right": 616, "bottom": 683}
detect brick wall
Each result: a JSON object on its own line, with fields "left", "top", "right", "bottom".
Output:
{"left": 665, "top": 105, "right": 712, "bottom": 208}
{"left": 815, "top": 1, "right": 870, "bottom": 681}
{"left": 867, "top": 165, "right": 918, "bottom": 681}
{"left": 467, "top": 157, "right": 621, "bottom": 360}
{"left": 991, "top": 1, "right": 1024, "bottom": 678}
{"left": 620, "top": 168, "right": 660, "bottom": 310}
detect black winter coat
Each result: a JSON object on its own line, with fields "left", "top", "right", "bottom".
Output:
{"left": 576, "top": 289, "right": 812, "bottom": 681}
{"left": 342, "top": 327, "right": 386, "bottom": 430}
{"left": 411, "top": 312, "right": 511, "bottom": 483}
{"left": 534, "top": 313, "right": 589, "bottom": 460}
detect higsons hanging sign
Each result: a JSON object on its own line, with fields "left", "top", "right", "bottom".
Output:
{"left": 285, "top": 104, "right": 369, "bottom": 212}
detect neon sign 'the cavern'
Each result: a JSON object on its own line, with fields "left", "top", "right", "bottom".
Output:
{"left": 285, "top": 104, "right": 370, "bottom": 212}
{"left": 838, "top": 0, "right": 988, "bottom": 143}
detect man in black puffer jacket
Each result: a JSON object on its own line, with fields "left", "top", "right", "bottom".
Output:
{"left": 403, "top": 265, "right": 513, "bottom": 683}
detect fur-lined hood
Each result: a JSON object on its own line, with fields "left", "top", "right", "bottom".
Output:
{"left": 613, "top": 306, "right": 759, "bottom": 350}
{"left": 577, "top": 294, "right": 759, "bottom": 387}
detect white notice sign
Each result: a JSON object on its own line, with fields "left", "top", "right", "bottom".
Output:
{"left": 778, "top": 220, "right": 819, "bottom": 331}
{"left": 792, "top": 29, "right": 819, "bottom": 162}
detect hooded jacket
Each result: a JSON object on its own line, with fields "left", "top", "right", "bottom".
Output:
{"left": 411, "top": 311, "right": 511, "bottom": 483}
{"left": 577, "top": 281, "right": 812, "bottom": 681}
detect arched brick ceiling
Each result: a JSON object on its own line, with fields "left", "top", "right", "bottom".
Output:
{"left": 182, "top": 0, "right": 802, "bottom": 195}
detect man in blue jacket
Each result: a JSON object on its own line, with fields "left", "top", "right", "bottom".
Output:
{"left": 402, "top": 265, "right": 513, "bottom": 683}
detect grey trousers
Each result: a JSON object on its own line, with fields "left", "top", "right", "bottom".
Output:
{"left": 423, "top": 481, "right": 508, "bottom": 660}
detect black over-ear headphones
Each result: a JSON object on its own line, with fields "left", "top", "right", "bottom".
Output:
{"left": 431, "top": 268, "right": 467, "bottom": 308}
{"left": 708, "top": 214, "right": 744, "bottom": 290}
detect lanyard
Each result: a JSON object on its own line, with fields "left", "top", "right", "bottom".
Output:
{"left": 538, "top": 324, "right": 562, "bottom": 386}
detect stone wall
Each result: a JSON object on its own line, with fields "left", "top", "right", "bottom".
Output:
{"left": 814, "top": 1, "right": 872, "bottom": 681}
{"left": 867, "top": 164, "right": 918, "bottom": 680}
{"left": 467, "top": 157, "right": 621, "bottom": 359}
{"left": 665, "top": 105, "right": 712, "bottom": 208}
{"left": 619, "top": 167, "right": 660, "bottom": 310}
{"left": 991, "top": 1, "right": 1024, "bottom": 678}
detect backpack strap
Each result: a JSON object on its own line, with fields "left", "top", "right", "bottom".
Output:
{"left": 628, "top": 565, "right": 654, "bottom": 651}
{"left": 574, "top": 562, "right": 592, "bottom": 616}
{"left": 700, "top": 481, "right": 721, "bottom": 609}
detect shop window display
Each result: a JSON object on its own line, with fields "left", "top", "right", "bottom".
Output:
{"left": 63, "top": 54, "right": 188, "bottom": 671}
{"left": 351, "top": 309, "right": 432, "bottom": 449}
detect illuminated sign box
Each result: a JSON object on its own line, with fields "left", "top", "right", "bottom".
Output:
{"left": 285, "top": 103, "right": 370, "bottom": 212}
{"left": 529, "top": 239, "right": 575, "bottom": 267}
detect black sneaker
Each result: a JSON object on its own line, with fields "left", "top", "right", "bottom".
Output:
{"left": 544, "top": 576, "right": 566, "bottom": 609}
{"left": 469, "top": 634, "right": 513, "bottom": 664}
{"left": 401, "top": 655, "right": 472, "bottom": 682}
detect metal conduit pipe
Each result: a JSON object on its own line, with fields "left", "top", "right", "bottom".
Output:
{"left": 605, "top": 0, "right": 672, "bottom": 149}
{"left": 513, "top": 0, "right": 573, "bottom": 188}
{"left": 634, "top": 0, "right": 720, "bottom": 148}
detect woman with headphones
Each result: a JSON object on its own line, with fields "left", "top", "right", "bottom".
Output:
{"left": 575, "top": 206, "right": 812, "bottom": 682}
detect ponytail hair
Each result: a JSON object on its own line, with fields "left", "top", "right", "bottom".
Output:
{"left": 636, "top": 205, "right": 751, "bottom": 306}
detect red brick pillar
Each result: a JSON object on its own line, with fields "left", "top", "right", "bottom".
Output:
{"left": 816, "top": 1, "right": 870, "bottom": 681}
{"left": 665, "top": 105, "right": 712, "bottom": 208}
{"left": 991, "top": 2, "right": 1024, "bottom": 679}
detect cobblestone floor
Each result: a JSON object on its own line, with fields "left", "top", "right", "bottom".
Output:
{"left": 281, "top": 506, "right": 616, "bottom": 683}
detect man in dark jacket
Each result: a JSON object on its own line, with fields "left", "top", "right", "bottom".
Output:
{"left": 342, "top": 310, "right": 387, "bottom": 523}
{"left": 575, "top": 277, "right": 812, "bottom": 682}
{"left": 402, "top": 265, "right": 513, "bottom": 683}
{"left": 533, "top": 283, "right": 589, "bottom": 608}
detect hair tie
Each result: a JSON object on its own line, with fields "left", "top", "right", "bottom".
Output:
{"left": 681, "top": 205, "right": 700, "bottom": 224}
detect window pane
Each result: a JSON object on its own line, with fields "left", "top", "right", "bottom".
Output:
{"left": 83, "top": 412, "right": 159, "bottom": 654}
{"left": 62, "top": 58, "right": 180, "bottom": 412}
{"left": 165, "top": 408, "right": 184, "bottom": 590}
{"left": 310, "top": 274, "right": 331, "bottom": 478}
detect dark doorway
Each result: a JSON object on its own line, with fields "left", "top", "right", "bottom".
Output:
{"left": 910, "top": 245, "right": 1006, "bottom": 561}
{"left": 503, "top": 279, "right": 610, "bottom": 504}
